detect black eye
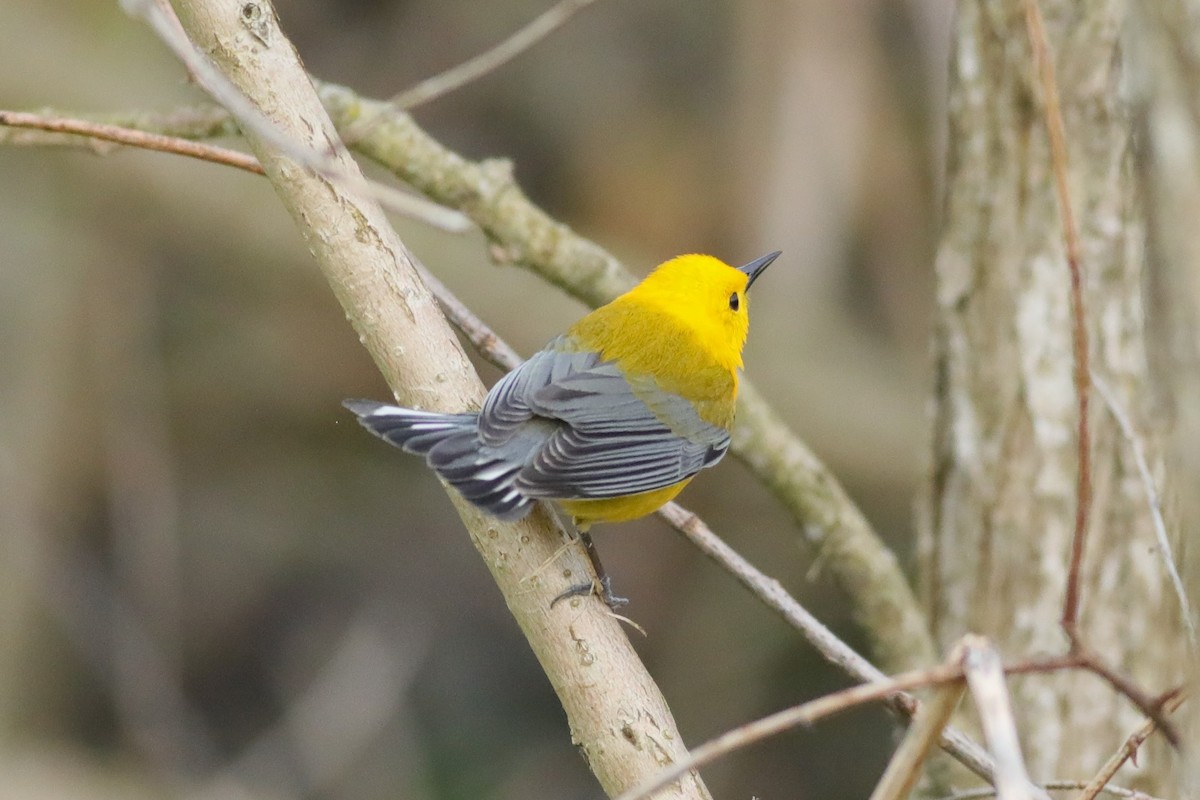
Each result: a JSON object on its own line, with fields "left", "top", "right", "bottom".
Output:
{"left": 729, "top": 292, "right": 740, "bottom": 311}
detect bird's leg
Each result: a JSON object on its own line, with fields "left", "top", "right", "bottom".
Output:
{"left": 551, "top": 530, "right": 629, "bottom": 610}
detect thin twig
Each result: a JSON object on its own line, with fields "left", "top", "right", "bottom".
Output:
{"left": 414, "top": 263, "right": 523, "bottom": 371}
{"left": 613, "top": 661, "right": 969, "bottom": 800}
{"left": 614, "top": 644, "right": 1091, "bottom": 800}
{"left": 343, "top": 0, "right": 601, "bottom": 145}
{"left": 0, "top": 110, "right": 264, "bottom": 173}
{"left": 1091, "top": 372, "right": 1196, "bottom": 651}
{"left": 657, "top": 502, "right": 1028, "bottom": 792}
{"left": 1016, "top": 1, "right": 1180, "bottom": 759}
{"left": 1022, "top": 0, "right": 1092, "bottom": 641}
{"left": 1075, "top": 690, "right": 1188, "bottom": 800}
{"left": 0, "top": 108, "right": 464, "bottom": 231}
{"left": 391, "top": 0, "right": 598, "bottom": 112}
{"left": 119, "top": 0, "right": 471, "bottom": 232}
{"left": 1069, "top": 644, "right": 1181, "bottom": 748}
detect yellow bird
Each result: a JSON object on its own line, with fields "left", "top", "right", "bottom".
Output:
{"left": 345, "top": 251, "right": 779, "bottom": 604}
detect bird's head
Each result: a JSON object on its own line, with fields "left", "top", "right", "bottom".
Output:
{"left": 634, "top": 251, "right": 780, "bottom": 361}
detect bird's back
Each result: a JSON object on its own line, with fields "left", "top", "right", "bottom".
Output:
{"left": 565, "top": 298, "right": 739, "bottom": 430}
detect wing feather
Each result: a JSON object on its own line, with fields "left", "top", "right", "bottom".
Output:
{"left": 478, "top": 342, "right": 731, "bottom": 499}
{"left": 473, "top": 336, "right": 732, "bottom": 500}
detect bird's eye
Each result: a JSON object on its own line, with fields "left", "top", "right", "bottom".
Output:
{"left": 728, "top": 292, "right": 740, "bottom": 311}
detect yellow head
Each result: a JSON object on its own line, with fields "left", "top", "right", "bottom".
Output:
{"left": 629, "top": 252, "right": 779, "bottom": 368}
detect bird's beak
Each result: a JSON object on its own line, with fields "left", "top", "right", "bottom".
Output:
{"left": 737, "top": 251, "right": 781, "bottom": 290}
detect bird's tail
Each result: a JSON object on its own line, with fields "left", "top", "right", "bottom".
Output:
{"left": 342, "top": 399, "right": 534, "bottom": 520}
{"left": 343, "top": 399, "right": 479, "bottom": 455}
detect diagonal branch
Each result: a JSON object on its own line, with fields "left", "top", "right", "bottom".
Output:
{"left": 164, "top": 2, "right": 712, "bottom": 797}
{"left": 616, "top": 659, "right": 969, "bottom": 800}
{"left": 1075, "top": 689, "right": 1188, "bottom": 800}
{"left": 1092, "top": 372, "right": 1197, "bottom": 651}
{"left": 377, "top": 0, "right": 598, "bottom": 113}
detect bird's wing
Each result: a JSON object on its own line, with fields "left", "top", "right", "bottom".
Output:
{"left": 476, "top": 339, "right": 591, "bottom": 444}
{"left": 478, "top": 338, "right": 731, "bottom": 499}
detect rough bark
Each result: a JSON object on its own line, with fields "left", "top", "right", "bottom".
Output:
{"left": 1130, "top": 0, "right": 1200, "bottom": 783}
{"left": 921, "top": 0, "right": 1188, "bottom": 792}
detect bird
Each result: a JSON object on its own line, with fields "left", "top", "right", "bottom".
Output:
{"left": 345, "top": 250, "right": 779, "bottom": 606}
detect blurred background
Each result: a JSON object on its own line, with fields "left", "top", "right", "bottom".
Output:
{"left": 0, "top": 1, "right": 950, "bottom": 798}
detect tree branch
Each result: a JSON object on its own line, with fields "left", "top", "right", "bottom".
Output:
{"left": 617, "top": 659, "right": 969, "bottom": 800}
{"left": 1076, "top": 689, "right": 1188, "bottom": 800}
{"left": 0, "top": 110, "right": 263, "bottom": 173}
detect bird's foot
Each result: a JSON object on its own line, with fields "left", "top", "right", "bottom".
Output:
{"left": 551, "top": 575, "right": 629, "bottom": 611}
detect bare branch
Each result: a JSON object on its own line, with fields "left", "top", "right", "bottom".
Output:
{"left": 614, "top": 661, "right": 968, "bottom": 800}
{"left": 1075, "top": 690, "right": 1188, "bottom": 800}
{"left": 1021, "top": 0, "right": 1092, "bottom": 640}
{"left": 1069, "top": 645, "right": 1181, "bottom": 748}
{"left": 657, "top": 502, "right": 1018, "bottom": 791}
{"left": 1092, "top": 372, "right": 1196, "bottom": 651}
{"left": 0, "top": 110, "right": 263, "bottom": 173}
{"left": 964, "top": 639, "right": 1035, "bottom": 800}
{"left": 374, "top": 0, "right": 598, "bottom": 114}
{"left": 414, "top": 261, "right": 523, "bottom": 372}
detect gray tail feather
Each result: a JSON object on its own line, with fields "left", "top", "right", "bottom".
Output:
{"left": 342, "top": 399, "right": 534, "bottom": 520}
{"left": 343, "top": 399, "right": 477, "bottom": 455}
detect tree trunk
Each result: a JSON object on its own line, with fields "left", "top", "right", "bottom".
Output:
{"left": 921, "top": 0, "right": 1189, "bottom": 792}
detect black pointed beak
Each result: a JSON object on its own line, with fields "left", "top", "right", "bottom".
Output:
{"left": 737, "top": 251, "right": 781, "bottom": 290}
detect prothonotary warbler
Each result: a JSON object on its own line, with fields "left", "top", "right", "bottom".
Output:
{"left": 345, "top": 251, "right": 779, "bottom": 606}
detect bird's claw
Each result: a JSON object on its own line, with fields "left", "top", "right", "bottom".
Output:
{"left": 551, "top": 575, "right": 629, "bottom": 611}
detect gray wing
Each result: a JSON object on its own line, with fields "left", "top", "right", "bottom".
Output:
{"left": 478, "top": 338, "right": 731, "bottom": 499}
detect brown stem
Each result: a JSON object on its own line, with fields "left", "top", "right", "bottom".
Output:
{"left": 0, "top": 110, "right": 263, "bottom": 173}
{"left": 1022, "top": 0, "right": 1092, "bottom": 639}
